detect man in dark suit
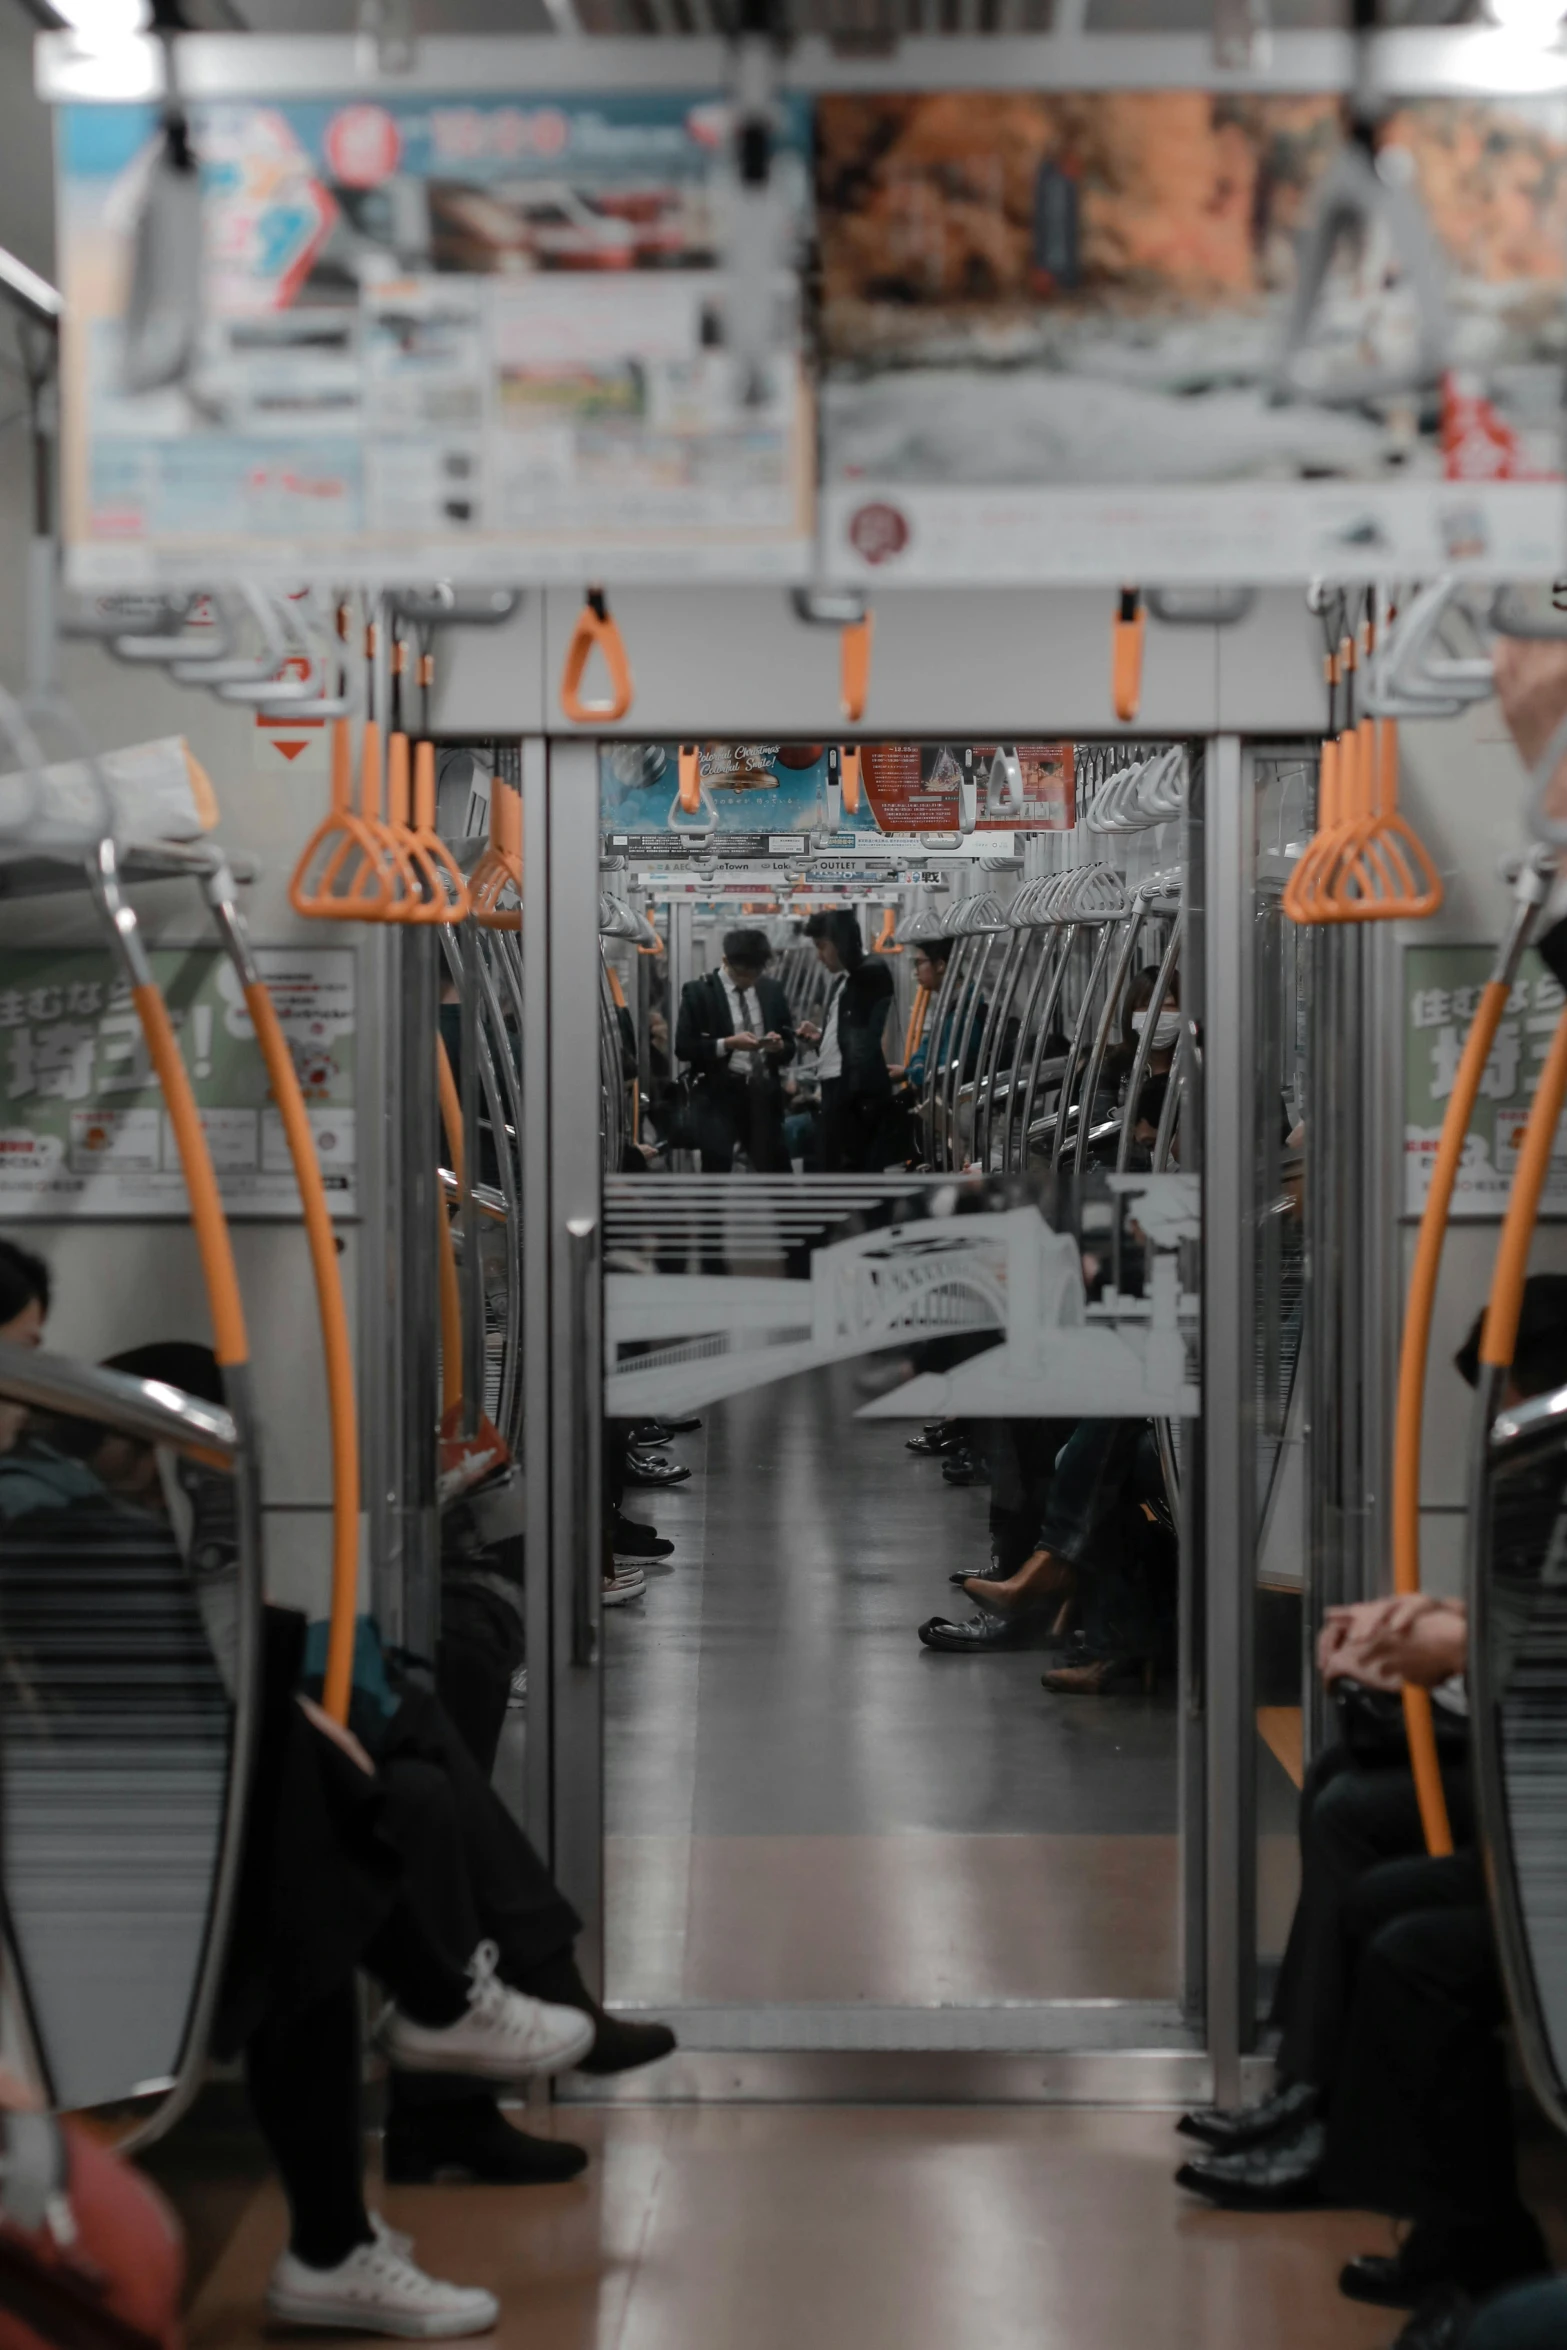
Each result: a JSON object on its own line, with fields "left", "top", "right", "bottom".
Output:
{"left": 674, "top": 928, "right": 795, "bottom": 1172}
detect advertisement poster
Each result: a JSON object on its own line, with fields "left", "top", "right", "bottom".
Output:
{"left": 58, "top": 93, "right": 813, "bottom": 585}
{"left": 599, "top": 739, "right": 1073, "bottom": 846}
{"left": 818, "top": 93, "right": 1567, "bottom": 584}
{"left": 1404, "top": 943, "right": 1567, "bottom": 1219}
{"left": 0, "top": 946, "right": 357, "bottom": 1219}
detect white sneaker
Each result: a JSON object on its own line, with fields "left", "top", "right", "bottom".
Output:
{"left": 267, "top": 2233, "right": 498, "bottom": 2339}
{"left": 603, "top": 1564, "right": 646, "bottom": 1606}
{"left": 382, "top": 1941, "right": 596, "bottom": 2082}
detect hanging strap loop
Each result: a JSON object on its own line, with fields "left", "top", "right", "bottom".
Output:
{"left": 1112, "top": 587, "right": 1145, "bottom": 724}
{"left": 561, "top": 586, "right": 634, "bottom": 724}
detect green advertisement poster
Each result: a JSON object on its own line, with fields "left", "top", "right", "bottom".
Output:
{"left": 0, "top": 946, "right": 356, "bottom": 1220}
{"left": 1404, "top": 942, "right": 1567, "bottom": 1219}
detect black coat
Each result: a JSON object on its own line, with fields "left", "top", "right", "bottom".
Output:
{"left": 675, "top": 970, "right": 796, "bottom": 1090}
{"left": 823, "top": 960, "right": 895, "bottom": 1100}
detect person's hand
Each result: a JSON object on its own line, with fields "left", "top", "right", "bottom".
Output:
{"left": 726, "top": 1032, "right": 760, "bottom": 1054}
{"left": 761, "top": 1031, "right": 787, "bottom": 1056}
{"left": 298, "top": 1693, "right": 376, "bottom": 1776}
{"left": 649, "top": 1011, "right": 669, "bottom": 1054}
{"left": 1317, "top": 1596, "right": 1411, "bottom": 1685}
{"left": 798, "top": 1020, "right": 822, "bottom": 1045}
{"left": 1358, "top": 1597, "right": 1468, "bottom": 1689}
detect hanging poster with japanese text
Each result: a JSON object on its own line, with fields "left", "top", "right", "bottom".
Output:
{"left": 0, "top": 946, "right": 356, "bottom": 1219}
{"left": 818, "top": 93, "right": 1567, "bottom": 585}
{"left": 55, "top": 92, "right": 813, "bottom": 586}
{"left": 1403, "top": 942, "right": 1567, "bottom": 1219}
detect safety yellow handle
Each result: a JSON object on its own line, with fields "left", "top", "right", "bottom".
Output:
{"left": 841, "top": 613, "right": 873, "bottom": 726}
{"left": 243, "top": 978, "right": 359, "bottom": 1725}
{"left": 561, "top": 588, "right": 634, "bottom": 723}
{"left": 1112, "top": 588, "right": 1144, "bottom": 725}
{"left": 132, "top": 985, "right": 248, "bottom": 1370}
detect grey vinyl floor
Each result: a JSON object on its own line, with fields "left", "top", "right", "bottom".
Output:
{"left": 603, "top": 1368, "right": 1184, "bottom": 2008}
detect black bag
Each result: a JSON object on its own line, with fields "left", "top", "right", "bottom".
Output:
{"left": 1334, "top": 1676, "right": 1469, "bottom": 1768}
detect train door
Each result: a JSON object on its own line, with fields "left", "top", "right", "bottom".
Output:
{"left": 529, "top": 728, "right": 1232, "bottom": 2098}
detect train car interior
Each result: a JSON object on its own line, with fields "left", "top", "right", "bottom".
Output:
{"left": 6, "top": 8, "right": 1567, "bottom": 2350}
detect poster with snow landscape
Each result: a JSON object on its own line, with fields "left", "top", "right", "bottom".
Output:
{"left": 816, "top": 92, "right": 1567, "bottom": 585}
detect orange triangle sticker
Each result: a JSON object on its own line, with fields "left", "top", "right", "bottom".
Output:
{"left": 273, "top": 740, "right": 308, "bottom": 762}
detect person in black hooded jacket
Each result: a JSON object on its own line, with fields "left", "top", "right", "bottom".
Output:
{"left": 799, "top": 909, "right": 896, "bottom": 1172}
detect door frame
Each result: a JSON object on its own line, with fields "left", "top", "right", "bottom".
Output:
{"left": 525, "top": 730, "right": 1268, "bottom": 2103}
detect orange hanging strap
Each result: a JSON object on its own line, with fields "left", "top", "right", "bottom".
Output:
{"left": 872, "top": 906, "right": 900, "bottom": 954}
{"left": 904, "top": 983, "right": 931, "bottom": 1065}
{"left": 132, "top": 986, "right": 248, "bottom": 1368}
{"left": 290, "top": 716, "right": 395, "bottom": 920}
{"left": 242, "top": 977, "right": 360, "bottom": 1722}
{"left": 840, "top": 745, "right": 863, "bottom": 815}
{"left": 471, "top": 777, "right": 523, "bottom": 933}
{"left": 560, "top": 587, "right": 634, "bottom": 724}
{"left": 410, "top": 740, "right": 471, "bottom": 922}
{"left": 841, "top": 612, "right": 874, "bottom": 726}
{"left": 677, "top": 743, "right": 702, "bottom": 816}
{"left": 1112, "top": 587, "right": 1145, "bottom": 724}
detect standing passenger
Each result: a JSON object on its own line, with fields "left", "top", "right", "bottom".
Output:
{"left": 674, "top": 927, "right": 795, "bottom": 1173}
{"left": 799, "top": 910, "right": 895, "bottom": 1172}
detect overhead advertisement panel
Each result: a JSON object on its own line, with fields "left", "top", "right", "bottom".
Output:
{"left": 57, "top": 91, "right": 814, "bottom": 587}
{"left": 816, "top": 91, "right": 1567, "bottom": 584}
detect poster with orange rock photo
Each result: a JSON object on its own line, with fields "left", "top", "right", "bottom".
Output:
{"left": 816, "top": 91, "right": 1567, "bottom": 585}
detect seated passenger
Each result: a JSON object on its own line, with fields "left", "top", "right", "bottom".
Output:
{"left": 918, "top": 1416, "right": 1175, "bottom": 1683}
{"left": 0, "top": 1236, "right": 50, "bottom": 1457}
{"left": 1172, "top": 1277, "right": 1567, "bottom": 2322}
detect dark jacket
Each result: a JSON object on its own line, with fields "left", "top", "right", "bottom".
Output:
{"left": 675, "top": 970, "right": 796, "bottom": 1088}
{"left": 825, "top": 960, "right": 895, "bottom": 1100}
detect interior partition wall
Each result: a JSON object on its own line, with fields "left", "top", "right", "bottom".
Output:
{"left": 505, "top": 729, "right": 1289, "bottom": 2103}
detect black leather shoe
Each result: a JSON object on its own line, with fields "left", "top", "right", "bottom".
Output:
{"left": 942, "top": 1448, "right": 981, "bottom": 1485}
{"left": 1174, "top": 2121, "right": 1324, "bottom": 2209}
{"left": 919, "top": 1611, "right": 1032, "bottom": 1652}
{"left": 383, "top": 2098, "right": 589, "bottom": 2186}
{"left": 631, "top": 1415, "right": 700, "bottom": 1442}
{"left": 611, "top": 1515, "right": 674, "bottom": 1560}
{"left": 906, "top": 1424, "right": 955, "bottom": 1456}
{"left": 949, "top": 1560, "right": 1009, "bottom": 1586}
{"left": 1342, "top": 2217, "right": 1550, "bottom": 2310}
{"left": 577, "top": 2014, "right": 678, "bottom": 2077}
{"left": 1178, "top": 2080, "right": 1318, "bottom": 2153}
{"left": 622, "top": 1453, "right": 691, "bottom": 1488}
{"left": 1390, "top": 2289, "right": 1475, "bottom": 2350}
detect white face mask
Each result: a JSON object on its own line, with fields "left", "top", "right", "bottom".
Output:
{"left": 1132, "top": 1009, "right": 1181, "bottom": 1049}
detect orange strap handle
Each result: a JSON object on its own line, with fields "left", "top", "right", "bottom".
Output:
{"left": 678, "top": 744, "right": 702, "bottom": 816}
{"left": 435, "top": 1037, "right": 465, "bottom": 1420}
{"left": 132, "top": 984, "right": 248, "bottom": 1369}
{"left": 242, "top": 978, "right": 359, "bottom": 1724}
{"left": 841, "top": 745, "right": 862, "bottom": 815}
{"left": 903, "top": 983, "right": 930, "bottom": 1066}
{"left": 1112, "top": 588, "right": 1144, "bottom": 725}
{"left": 471, "top": 778, "right": 523, "bottom": 933}
{"left": 1391, "top": 971, "right": 1517, "bottom": 1857}
{"left": 290, "top": 717, "right": 397, "bottom": 922}
{"left": 841, "top": 613, "right": 873, "bottom": 726}
{"left": 872, "top": 906, "right": 900, "bottom": 954}
{"left": 410, "top": 741, "right": 471, "bottom": 921}
{"left": 1480, "top": 1002, "right": 1567, "bottom": 1379}
{"left": 561, "top": 587, "right": 634, "bottom": 724}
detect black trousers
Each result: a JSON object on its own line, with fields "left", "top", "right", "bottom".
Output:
{"left": 1271, "top": 1741, "right": 1473, "bottom": 2092}
{"left": 693, "top": 1075, "right": 788, "bottom": 1173}
{"left": 1321, "top": 1854, "right": 1531, "bottom": 2246}
{"left": 819, "top": 1078, "right": 890, "bottom": 1173}
{"left": 377, "top": 1686, "right": 581, "bottom": 2121}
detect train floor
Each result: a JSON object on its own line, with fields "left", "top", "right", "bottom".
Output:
{"left": 605, "top": 1371, "right": 1184, "bottom": 2011}
{"left": 168, "top": 2099, "right": 1491, "bottom": 2350}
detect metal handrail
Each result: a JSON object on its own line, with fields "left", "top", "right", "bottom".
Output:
{"left": 0, "top": 1340, "right": 236, "bottom": 1460}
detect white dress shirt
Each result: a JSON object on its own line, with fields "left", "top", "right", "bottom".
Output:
{"left": 719, "top": 968, "right": 763, "bottom": 1075}
{"left": 815, "top": 974, "right": 847, "bottom": 1082}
